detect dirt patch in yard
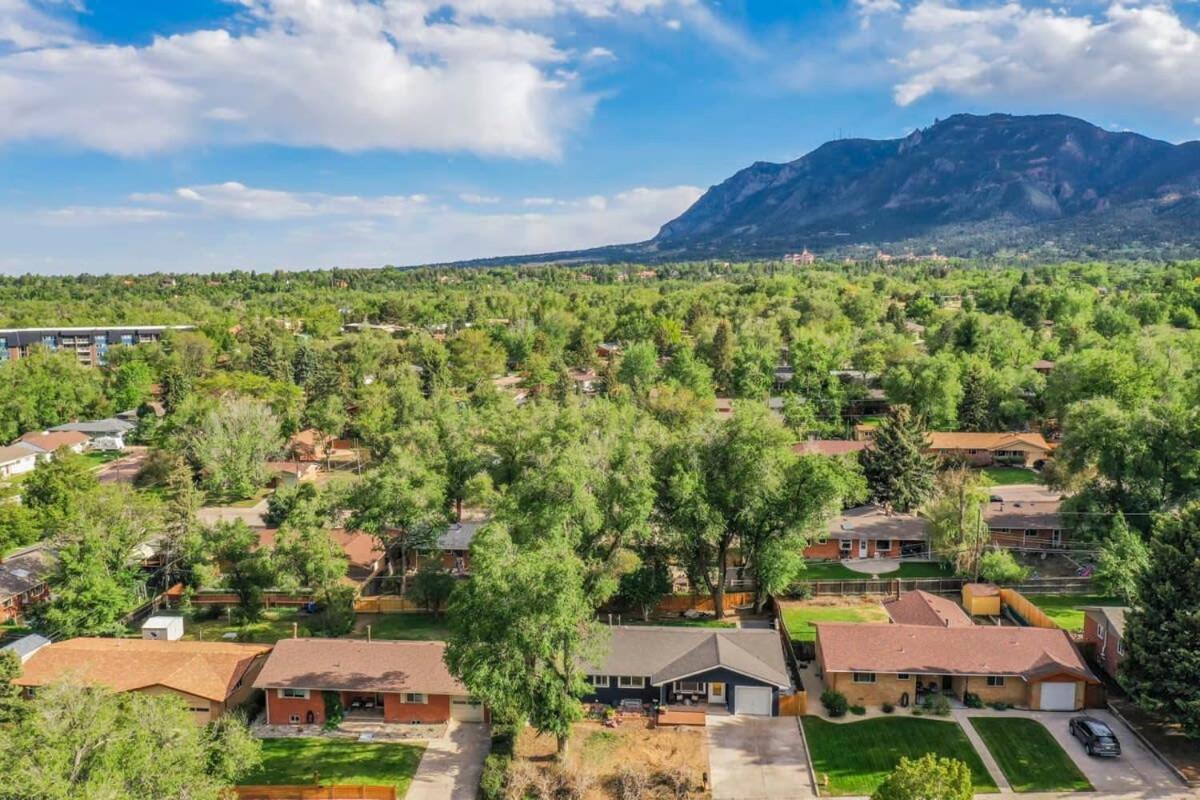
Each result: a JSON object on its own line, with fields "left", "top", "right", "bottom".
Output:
{"left": 513, "top": 721, "right": 709, "bottom": 799}
{"left": 778, "top": 597, "right": 889, "bottom": 644}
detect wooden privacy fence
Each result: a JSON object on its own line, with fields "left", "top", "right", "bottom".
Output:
{"left": 794, "top": 575, "right": 1093, "bottom": 598}
{"left": 778, "top": 692, "right": 807, "bottom": 716}
{"left": 234, "top": 785, "right": 396, "bottom": 800}
{"left": 654, "top": 591, "right": 755, "bottom": 614}
{"left": 352, "top": 596, "right": 426, "bottom": 614}
{"left": 999, "top": 588, "right": 1060, "bottom": 629}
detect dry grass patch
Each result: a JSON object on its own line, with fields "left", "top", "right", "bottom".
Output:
{"left": 513, "top": 721, "right": 709, "bottom": 799}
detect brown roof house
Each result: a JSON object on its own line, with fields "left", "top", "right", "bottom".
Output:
{"left": 814, "top": 622, "right": 1097, "bottom": 711}
{"left": 254, "top": 639, "right": 485, "bottom": 726}
{"left": 14, "top": 638, "right": 271, "bottom": 723}
{"left": 0, "top": 544, "right": 56, "bottom": 624}
{"left": 927, "top": 432, "right": 1053, "bottom": 469}
{"left": 883, "top": 591, "right": 973, "bottom": 628}
{"left": 16, "top": 429, "right": 91, "bottom": 458}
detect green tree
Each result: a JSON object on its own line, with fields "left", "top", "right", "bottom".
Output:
{"left": 22, "top": 449, "right": 99, "bottom": 523}
{"left": 0, "top": 650, "right": 21, "bottom": 724}
{"left": 956, "top": 362, "right": 990, "bottom": 431}
{"left": 109, "top": 359, "right": 155, "bottom": 412}
{"left": 616, "top": 340, "right": 660, "bottom": 396}
{"left": 1121, "top": 503, "right": 1200, "bottom": 735}
{"left": 1093, "top": 513, "right": 1149, "bottom": 604}
{"left": 616, "top": 555, "right": 672, "bottom": 621}
{"left": 410, "top": 564, "right": 456, "bottom": 617}
{"left": 708, "top": 319, "right": 735, "bottom": 393}
{"left": 926, "top": 467, "right": 992, "bottom": 578}
{"left": 195, "top": 520, "right": 276, "bottom": 622}
{"left": 0, "top": 682, "right": 260, "bottom": 800}
{"left": 860, "top": 406, "right": 936, "bottom": 513}
{"left": 0, "top": 348, "right": 106, "bottom": 442}
{"left": 446, "top": 527, "right": 594, "bottom": 758}
{"left": 449, "top": 329, "right": 506, "bottom": 390}
{"left": 189, "top": 398, "right": 283, "bottom": 500}
{"left": 977, "top": 549, "right": 1029, "bottom": 584}
{"left": 871, "top": 754, "right": 973, "bottom": 800}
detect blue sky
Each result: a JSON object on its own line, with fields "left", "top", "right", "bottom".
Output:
{"left": 2, "top": 0, "right": 1200, "bottom": 274}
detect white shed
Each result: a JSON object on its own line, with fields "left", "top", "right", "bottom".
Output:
{"left": 141, "top": 615, "right": 185, "bottom": 641}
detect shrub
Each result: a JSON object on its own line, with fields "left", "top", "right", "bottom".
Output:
{"left": 480, "top": 723, "right": 517, "bottom": 800}
{"left": 979, "top": 549, "right": 1030, "bottom": 584}
{"left": 989, "top": 701, "right": 1010, "bottom": 711}
{"left": 881, "top": 702, "right": 895, "bottom": 714}
{"left": 912, "top": 708, "right": 924, "bottom": 716}
{"left": 930, "top": 695, "right": 951, "bottom": 716}
{"left": 820, "top": 689, "right": 849, "bottom": 717}
{"left": 964, "top": 692, "right": 984, "bottom": 709}
{"left": 616, "top": 766, "right": 650, "bottom": 800}
{"left": 321, "top": 690, "right": 343, "bottom": 730}
{"left": 850, "top": 705, "right": 867, "bottom": 716}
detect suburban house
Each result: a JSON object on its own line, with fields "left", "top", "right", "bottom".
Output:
{"left": 581, "top": 626, "right": 792, "bottom": 717}
{"left": 254, "top": 638, "right": 485, "bottom": 725}
{"left": 926, "top": 432, "right": 1053, "bottom": 469}
{"left": 883, "top": 590, "right": 973, "bottom": 627}
{"left": 265, "top": 459, "right": 321, "bottom": 488}
{"left": 15, "top": 430, "right": 91, "bottom": 459}
{"left": 288, "top": 428, "right": 333, "bottom": 462}
{"left": 49, "top": 416, "right": 136, "bottom": 446}
{"left": 13, "top": 638, "right": 271, "bottom": 723}
{"left": 415, "top": 518, "right": 486, "bottom": 575}
{"left": 985, "top": 487, "right": 1065, "bottom": 550}
{"left": 255, "top": 528, "right": 386, "bottom": 585}
{"left": 814, "top": 622, "right": 1098, "bottom": 711}
{"left": 1082, "top": 606, "right": 1129, "bottom": 681}
{"left": 805, "top": 505, "right": 929, "bottom": 561}
{"left": 0, "top": 444, "right": 38, "bottom": 480}
{"left": 0, "top": 544, "right": 56, "bottom": 623}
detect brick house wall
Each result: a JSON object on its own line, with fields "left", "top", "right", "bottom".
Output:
{"left": 265, "top": 689, "right": 326, "bottom": 725}
{"left": 383, "top": 692, "right": 451, "bottom": 723}
{"left": 1082, "top": 614, "right": 1123, "bottom": 680}
{"left": 825, "top": 672, "right": 1031, "bottom": 709}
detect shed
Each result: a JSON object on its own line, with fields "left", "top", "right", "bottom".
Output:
{"left": 142, "top": 615, "right": 185, "bottom": 641}
{"left": 962, "top": 583, "right": 1001, "bottom": 616}
{"left": 1, "top": 633, "right": 52, "bottom": 663}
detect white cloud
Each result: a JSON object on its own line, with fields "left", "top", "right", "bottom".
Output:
{"left": 664, "top": 18, "right": 682, "bottom": 30}
{"left": 879, "top": 1, "right": 1200, "bottom": 113}
{"left": 459, "top": 192, "right": 502, "bottom": 204}
{"left": 584, "top": 46, "right": 616, "bottom": 59}
{"left": 0, "top": 0, "right": 705, "bottom": 158}
{"left": 523, "top": 196, "right": 559, "bottom": 206}
{"left": 8, "top": 182, "right": 703, "bottom": 272}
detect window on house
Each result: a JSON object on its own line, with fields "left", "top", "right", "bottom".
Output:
{"left": 1096, "top": 625, "right": 1106, "bottom": 641}
{"left": 281, "top": 688, "right": 309, "bottom": 699}
{"left": 1117, "top": 639, "right": 1125, "bottom": 656}
{"left": 618, "top": 676, "right": 646, "bottom": 689}
{"left": 188, "top": 706, "right": 210, "bottom": 713}
{"left": 289, "top": 714, "right": 301, "bottom": 724}
{"left": 853, "top": 673, "right": 876, "bottom": 684}
{"left": 839, "top": 540, "right": 852, "bottom": 553}
{"left": 897, "top": 674, "right": 911, "bottom": 680}
{"left": 404, "top": 693, "right": 428, "bottom": 704}
{"left": 986, "top": 676, "right": 1005, "bottom": 687}
{"left": 877, "top": 540, "right": 892, "bottom": 552}
{"left": 677, "top": 681, "right": 704, "bottom": 693}
{"left": 589, "top": 675, "right": 610, "bottom": 688}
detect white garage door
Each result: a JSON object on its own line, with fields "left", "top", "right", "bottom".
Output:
{"left": 1039, "top": 682, "right": 1077, "bottom": 711}
{"left": 450, "top": 696, "right": 485, "bottom": 722}
{"left": 734, "top": 686, "right": 773, "bottom": 716}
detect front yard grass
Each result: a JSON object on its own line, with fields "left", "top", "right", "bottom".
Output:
{"left": 803, "top": 716, "right": 998, "bottom": 796}
{"left": 982, "top": 467, "right": 1044, "bottom": 486}
{"left": 778, "top": 598, "right": 888, "bottom": 642}
{"left": 239, "top": 738, "right": 425, "bottom": 792}
{"left": 350, "top": 612, "right": 451, "bottom": 641}
{"left": 969, "top": 717, "right": 1092, "bottom": 793}
{"left": 1024, "top": 594, "right": 1124, "bottom": 633}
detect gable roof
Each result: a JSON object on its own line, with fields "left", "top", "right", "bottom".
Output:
{"left": 583, "top": 626, "right": 790, "bottom": 689}
{"left": 0, "top": 545, "right": 56, "bottom": 598}
{"left": 1082, "top": 607, "right": 1129, "bottom": 639}
{"left": 49, "top": 418, "right": 135, "bottom": 436}
{"left": 255, "top": 528, "right": 382, "bottom": 569}
{"left": 815, "top": 623, "right": 1095, "bottom": 682}
{"left": 883, "top": 591, "right": 973, "bottom": 628}
{"left": 14, "top": 638, "right": 271, "bottom": 701}
{"left": 927, "top": 432, "right": 1051, "bottom": 453}
{"left": 0, "top": 444, "right": 37, "bottom": 466}
{"left": 253, "top": 638, "right": 465, "bottom": 695}
{"left": 828, "top": 505, "right": 928, "bottom": 541}
{"left": 0, "top": 633, "right": 51, "bottom": 663}
{"left": 16, "top": 430, "right": 91, "bottom": 452}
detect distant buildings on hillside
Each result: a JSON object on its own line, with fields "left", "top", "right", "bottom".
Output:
{"left": 0, "top": 326, "right": 194, "bottom": 367}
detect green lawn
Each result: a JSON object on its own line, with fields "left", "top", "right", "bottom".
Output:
{"left": 1024, "top": 594, "right": 1124, "bottom": 633}
{"left": 182, "top": 608, "right": 312, "bottom": 644}
{"left": 240, "top": 738, "right": 425, "bottom": 792}
{"left": 799, "top": 561, "right": 956, "bottom": 581}
{"left": 970, "top": 717, "right": 1092, "bottom": 792}
{"left": 779, "top": 600, "right": 888, "bottom": 642}
{"left": 350, "top": 612, "right": 451, "bottom": 641}
{"left": 80, "top": 451, "right": 121, "bottom": 469}
{"left": 803, "top": 717, "right": 998, "bottom": 796}
{"left": 982, "top": 467, "right": 1044, "bottom": 486}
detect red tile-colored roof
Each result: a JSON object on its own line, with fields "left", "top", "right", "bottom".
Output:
{"left": 883, "top": 591, "right": 973, "bottom": 628}
{"left": 254, "top": 638, "right": 464, "bottom": 695}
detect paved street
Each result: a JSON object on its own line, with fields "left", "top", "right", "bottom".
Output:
{"left": 406, "top": 721, "right": 491, "bottom": 800}
{"left": 706, "top": 715, "right": 816, "bottom": 800}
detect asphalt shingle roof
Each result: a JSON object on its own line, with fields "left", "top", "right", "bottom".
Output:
{"left": 584, "top": 626, "right": 790, "bottom": 688}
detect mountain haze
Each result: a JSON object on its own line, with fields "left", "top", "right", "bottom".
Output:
{"left": 639, "top": 113, "right": 1200, "bottom": 258}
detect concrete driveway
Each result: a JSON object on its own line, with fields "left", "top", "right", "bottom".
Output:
{"left": 956, "top": 709, "right": 1189, "bottom": 798}
{"left": 406, "top": 720, "right": 490, "bottom": 800}
{"left": 706, "top": 715, "right": 815, "bottom": 800}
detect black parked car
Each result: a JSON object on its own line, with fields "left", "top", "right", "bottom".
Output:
{"left": 1069, "top": 716, "right": 1122, "bottom": 757}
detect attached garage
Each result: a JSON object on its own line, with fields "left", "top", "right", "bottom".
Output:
{"left": 734, "top": 685, "right": 773, "bottom": 716}
{"left": 450, "top": 696, "right": 485, "bottom": 722}
{"left": 1038, "top": 681, "right": 1078, "bottom": 711}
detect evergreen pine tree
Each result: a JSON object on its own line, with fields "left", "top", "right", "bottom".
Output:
{"left": 957, "top": 363, "right": 990, "bottom": 431}
{"left": 1121, "top": 503, "right": 1200, "bottom": 736}
{"left": 860, "top": 405, "right": 936, "bottom": 513}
